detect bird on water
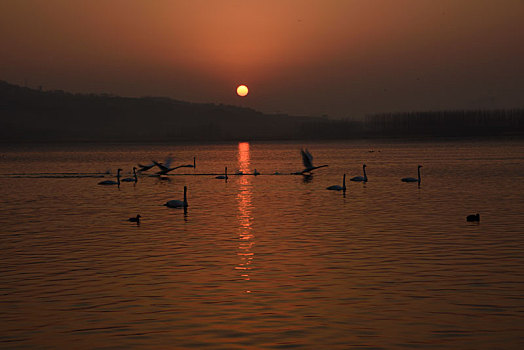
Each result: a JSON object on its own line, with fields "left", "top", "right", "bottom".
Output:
{"left": 216, "top": 167, "right": 228, "bottom": 180}
{"left": 121, "top": 167, "right": 138, "bottom": 182}
{"left": 164, "top": 186, "right": 188, "bottom": 208}
{"left": 402, "top": 165, "right": 422, "bottom": 183}
{"left": 466, "top": 213, "right": 480, "bottom": 222}
{"left": 128, "top": 214, "right": 141, "bottom": 224}
{"left": 294, "top": 148, "right": 328, "bottom": 175}
{"left": 327, "top": 174, "right": 346, "bottom": 192}
{"left": 98, "top": 169, "right": 122, "bottom": 186}
{"left": 350, "top": 164, "right": 368, "bottom": 182}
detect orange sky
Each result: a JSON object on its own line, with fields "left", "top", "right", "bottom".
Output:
{"left": 1, "top": 0, "right": 523, "bottom": 117}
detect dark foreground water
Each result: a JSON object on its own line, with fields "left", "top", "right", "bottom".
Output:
{"left": 0, "top": 140, "right": 523, "bottom": 349}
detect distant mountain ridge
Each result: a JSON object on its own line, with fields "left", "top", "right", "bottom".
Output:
{"left": 0, "top": 80, "right": 318, "bottom": 142}
{"left": 1, "top": 80, "right": 523, "bottom": 142}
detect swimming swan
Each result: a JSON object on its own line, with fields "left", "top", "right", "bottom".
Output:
{"left": 164, "top": 186, "right": 188, "bottom": 208}
{"left": 350, "top": 164, "right": 367, "bottom": 182}
{"left": 401, "top": 165, "right": 422, "bottom": 183}
{"left": 121, "top": 167, "right": 138, "bottom": 182}
{"left": 98, "top": 169, "right": 122, "bottom": 185}
{"left": 327, "top": 174, "right": 346, "bottom": 192}
{"left": 216, "top": 167, "right": 228, "bottom": 180}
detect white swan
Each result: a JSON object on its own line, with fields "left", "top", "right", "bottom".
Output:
{"left": 216, "top": 167, "right": 228, "bottom": 180}
{"left": 401, "top": 165, "right": 422, "bottom": 183}
{"left": 98, "top": 169, "right": 122, "bottom": 185}
{"left": 350, "top": 164, "right": 367, "bottom": 182}
{"left": 294, "top": 148, "right": 328, "bottom": 174}
{"left": 121, "top": 167, "right": 138, "bottom": 182}
{"left": 327, "top": 174, "right": 346, "bottom": 192}
{"left": 164, "top": 186, "right": 188, "bottom": 208}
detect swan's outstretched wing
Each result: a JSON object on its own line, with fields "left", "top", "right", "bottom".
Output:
{"left": 163, "top": 156, "right": 173, "bottom": 169}
{"left": 301, "top": 148, "right": 314, "bottom": 169}
{"left": 153, "top": 160, "right": 169, "bottom": 172}
{"left": 137, "top": 163, "right": 155, "bottom": 171}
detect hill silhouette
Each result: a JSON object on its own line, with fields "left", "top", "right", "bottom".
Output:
{"left": 1, "top": 80, "right": 523, "bottom": 142}
{"left": 0, "top": 81, "right": 319, "bottom": 142}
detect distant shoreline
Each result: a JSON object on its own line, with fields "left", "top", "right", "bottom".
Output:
{"left": 1, "top": 135, "right": 522, "bottom": 148}
{"left": 2, "top": 80, "right": 523, "bottom": 143}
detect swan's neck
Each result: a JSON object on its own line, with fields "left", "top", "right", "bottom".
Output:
{"left": 342, "top": 174, "right": 346, "bottom": 190}
{"left": 183, "top": 186, "right": 188, "bottom": 207}
{"left": 417, "top": 167, "right": 421, "bottom": 182}
{"left": 363, "top": 166, "right": 367, "bottom": 180}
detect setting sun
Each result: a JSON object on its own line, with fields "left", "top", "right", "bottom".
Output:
{"left": 236, "top": 85, "right": 249, "bottom": 97}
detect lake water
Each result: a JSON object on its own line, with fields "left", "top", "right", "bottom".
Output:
{"left": 0, "top": 140, "right": 523, "bottom": 349}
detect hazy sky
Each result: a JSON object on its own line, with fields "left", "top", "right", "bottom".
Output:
{"left": 1, "top": 0, "right": 523, "bottom": 118}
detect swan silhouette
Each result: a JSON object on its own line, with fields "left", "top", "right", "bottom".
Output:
{"left": 121, "top": 167, "right": 138, "bottom": 182}
{"left": 137, "top": 163, "right": 155, "bottom": 172}
{"left": 216, "top": 167, "right": 228, "bottom": 180}
{"left": 402, "top": 165, "right": 422, "bottom": 183}
{"left": 466, "top": 213, "right": 480, "bottom": 222}
{"left": 164, "top": 186, "right": 188, "bottom": 208}
{"left": 327, "top": 174, "right": 346, "bottom": 192}
{"left": 154, "top": 161, "right": 194, "bottom": 175}
{"left": 254, "top": 169, "right": 260, "bottom": 176}
{"left": 294, "top": 148, "right": 328, "bottom": 174}
{"left": 98, "top": 169, "right": 122, "bottom": 185}
{"left": 350, "top": 164, "right": 367, "bottom": 182}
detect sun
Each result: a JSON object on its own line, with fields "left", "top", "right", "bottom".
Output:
{"left": 236, "top": 84, "right": 249, "bottom": 97}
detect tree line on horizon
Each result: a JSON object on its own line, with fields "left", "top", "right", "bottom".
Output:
{"left": 1, "top": 80, "right": 522, "bottom": 142}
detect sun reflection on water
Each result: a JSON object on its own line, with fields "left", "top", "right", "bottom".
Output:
{"left": 235, "top": 142, "right": 254, "bottom": 291}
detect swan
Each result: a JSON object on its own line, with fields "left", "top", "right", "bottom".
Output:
{"left": 154, "top": 161, "right": 194, "bottom": 175}
{"left": 137, "top": 162, "right": 155, "bottom": 172}
{"left": 98, "top": 169, "right": 122, "bottom": 185}
{"left": 216, "top": 167, "right": 228, "bottom": 180}
{"left": 164, "top": 186, "right": 188, "bottom": 208}
{"left": 128, "top": 214, "right": 141, "bottom": 223}
{"left": 350, "top": 164, "right": 367, "bottom": 182}
{"left": 401, "top": 165, "right": 422, "bottom": 183}
{"left": 139, "top": 156, "right": 172, "bottom": 172}
{"left": 294, "top": 148, "right": 328, "bottom": 174}
{"left": 466, "top": 213, "right": 480, "bottom": 222}
{"left": 121, "top": 167, "right": 138, "bottom": 182}
{"left": 327, "top": 174, "right": 346, "bottom": 192}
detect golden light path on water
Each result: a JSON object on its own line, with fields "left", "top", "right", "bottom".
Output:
{"left": 235, "top": 142, "right": 254, "bottom": 292}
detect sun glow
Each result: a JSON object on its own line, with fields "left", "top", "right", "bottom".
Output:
{"left": 236, "top": 85, "right": 249, "bottom": 97}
